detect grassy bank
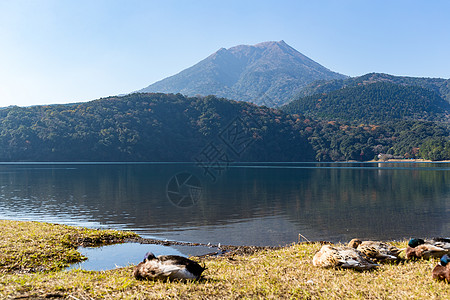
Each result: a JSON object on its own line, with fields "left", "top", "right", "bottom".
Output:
{"left": 0, "top": 220, "right": 448, "bottom": 299}
{"left": 0, "top": 220, "right": 138, "bottom": 273}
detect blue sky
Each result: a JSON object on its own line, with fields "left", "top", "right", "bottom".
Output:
{"left": 1, "top": 0, "right": 449, "bottom": 107}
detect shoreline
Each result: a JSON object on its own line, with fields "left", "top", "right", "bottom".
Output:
{"left": 1, "top": 220, "right": 449, "bottom": 299}
{"left": 0, "top": 159, "right": 448, "bottom": 164}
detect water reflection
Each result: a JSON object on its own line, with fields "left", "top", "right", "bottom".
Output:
{"left": 0, "top": 163, "right": 448, "bottom": 246}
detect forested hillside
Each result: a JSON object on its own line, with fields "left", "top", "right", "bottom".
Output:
{"left": 304, "top": 119, "right": 449, "bottom": 161}
{"left": 0, "top": 93, "right": 448, "bottom": 162}
{"left": 294, "top": 72, "right": 450, "bottom": 103}
{"left": 0, "top": 93, "right": 316, "bottom": 162}
{"left": 283, "top": 82, "right": 450, "bottom": 123}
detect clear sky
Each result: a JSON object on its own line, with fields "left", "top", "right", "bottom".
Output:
{"left": 1, "top": 0, "right": 449, "bottom": 107}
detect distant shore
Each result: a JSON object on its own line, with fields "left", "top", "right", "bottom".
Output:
{"left": 368, "top": 159, "right": 450, "bottom": 163}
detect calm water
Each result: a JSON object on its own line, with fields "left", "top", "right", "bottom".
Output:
{"left": 0, "top": 162, "right": 449, "bottom": 247}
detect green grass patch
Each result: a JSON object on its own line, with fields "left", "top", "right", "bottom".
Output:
{"left": 0, "top": 220, "right": 137, "bottom": 273}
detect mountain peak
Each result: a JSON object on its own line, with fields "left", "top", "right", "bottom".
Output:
{"left": 137, "top": 41, "right": 347, "bottom": 107}
{"left": 254, "top": 40, "right": 286, "bottom": 47}
{"left": 227, "top": 40, "right": 291, "bottom": 54}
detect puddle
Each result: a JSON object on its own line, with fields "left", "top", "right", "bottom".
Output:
{"left": 68, "top": 242, "right": 218, "bottom": 271}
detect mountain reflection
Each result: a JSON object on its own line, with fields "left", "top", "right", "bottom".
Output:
{"left": 0, "top": 163, "right": 448, "bottom": 246}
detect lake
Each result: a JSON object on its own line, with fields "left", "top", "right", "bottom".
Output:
{"left": 0, "top": 162, "right": 449, "bottom": 247}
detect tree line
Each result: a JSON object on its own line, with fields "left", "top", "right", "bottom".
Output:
{"left": 0, "top": 93, "right": 448, "bottom": 162}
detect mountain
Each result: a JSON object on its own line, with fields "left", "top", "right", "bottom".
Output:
{"left": 294, "top": 72, "right": 450, "bottom": 104}
{"left": 283, "top": 81, "right": 450, "bottom": 123}
{"left": 137, "top": 41, "right": 347, "bottom": 107}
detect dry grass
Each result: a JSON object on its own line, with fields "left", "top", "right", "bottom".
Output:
{"left": 0, "top": 220, "right": 448, "bottom": 299}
